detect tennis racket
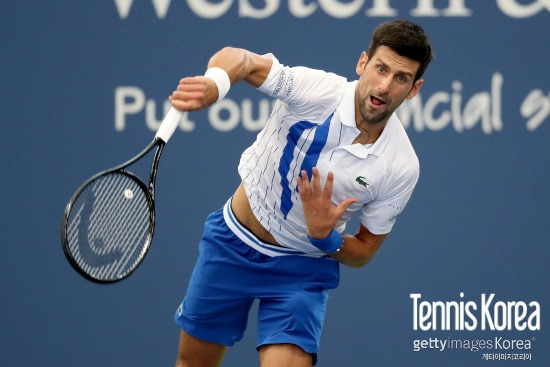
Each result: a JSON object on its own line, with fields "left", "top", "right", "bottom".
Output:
{"left": 61, "top": 107, "right": 183, "bottom": 283}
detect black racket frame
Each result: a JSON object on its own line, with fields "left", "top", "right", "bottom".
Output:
{"left": 60, "top": 137, "right": 165, "bottom": 283}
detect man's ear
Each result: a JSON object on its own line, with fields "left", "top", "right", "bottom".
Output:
{"left": 356, "top": 52, "right": 368, "bottom": 76}
{"left": 407, "top": 79, "right": 424, "bottom": 99}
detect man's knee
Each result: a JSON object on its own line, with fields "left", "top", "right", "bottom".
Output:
{"left": 259, "top": 343, "right": 313, "bottom": 367}
{"left": 175, "top": 330, "right": 227, "bottom": 367}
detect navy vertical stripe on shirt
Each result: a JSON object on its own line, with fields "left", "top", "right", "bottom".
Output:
{"left": 279, "top": 114, "right": 333, "bottom": 218}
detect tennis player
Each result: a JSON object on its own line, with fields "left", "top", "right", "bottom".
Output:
{"left": 170, "top": 19, "right": 433, "bottom": 367}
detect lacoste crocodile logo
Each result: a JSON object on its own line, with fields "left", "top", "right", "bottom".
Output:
{"left": 355, "top": 176, "right": 369, "bottom": 188}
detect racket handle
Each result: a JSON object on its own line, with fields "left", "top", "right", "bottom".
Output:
{"left": 155, "top": 107, "right": 184, "bottom": 143}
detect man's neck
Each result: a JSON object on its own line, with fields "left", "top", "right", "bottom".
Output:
{"left": 354, "top": 120, "right": 386, "bottom": 145}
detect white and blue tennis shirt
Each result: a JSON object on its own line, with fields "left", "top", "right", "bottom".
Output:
{"left": 234, "top": 54, "right": 419, "bottom": 257}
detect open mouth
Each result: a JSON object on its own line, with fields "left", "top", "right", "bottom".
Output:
{"left": 370, "top": 95, "right": 386, "bottom": 107}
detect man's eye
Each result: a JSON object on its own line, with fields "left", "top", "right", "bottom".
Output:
{"left": 377, "top": 66, "right": 385, "bottom": 73}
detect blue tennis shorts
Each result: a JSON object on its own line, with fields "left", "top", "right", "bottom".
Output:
{"left": 174, "top": 201, "right": 340, "bottom": 364}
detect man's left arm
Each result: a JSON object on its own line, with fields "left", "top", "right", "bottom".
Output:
{"left": 331, "top": 224, "right": 387, "bottom": 268}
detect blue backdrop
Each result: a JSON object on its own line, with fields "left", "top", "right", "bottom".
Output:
{"left": 1, "top": 1, "right": 549, "bottom": 366}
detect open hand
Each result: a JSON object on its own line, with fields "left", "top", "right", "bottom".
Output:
{"left": 296, "top": 167, "right": 358, "bottom": 239}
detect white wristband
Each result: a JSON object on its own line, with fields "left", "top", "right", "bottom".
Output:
{"left": 204, "top": 67, "right": 231, "bottom": 102}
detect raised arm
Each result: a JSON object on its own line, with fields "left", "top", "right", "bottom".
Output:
{"left": 169, "top": 47, "right": 272, "bottom": 112}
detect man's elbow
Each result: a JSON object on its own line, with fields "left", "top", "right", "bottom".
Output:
{"left": 345, "top": 256, "right": 373, "bottom": 268}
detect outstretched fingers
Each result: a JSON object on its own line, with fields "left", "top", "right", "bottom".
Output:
{"left": 337, "top": 197, "right": 359, "bottom": 215}
{"left": 322, "top": 171, "right": 335, "bottom": 200}
{"left": 297, "top": 168, "right": 357, "bottom": 209}
{"left": 297, "top": 168, "right": 358, "bottom": 239}
{"left": 310, "top": 167, "right": 322, "bottom": 195}
{"left": 297, "top": 169, "right": 311, "bottom": 198}
{"left": 325, "top": 171, "right": 358, "bottom": 216}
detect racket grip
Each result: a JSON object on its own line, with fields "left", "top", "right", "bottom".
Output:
{"left": 155, "top": 107, "right": 184, "bottom": 143}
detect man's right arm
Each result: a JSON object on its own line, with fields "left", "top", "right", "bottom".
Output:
{"left": 169, "top": 47, "right": 272, "bottom": 112}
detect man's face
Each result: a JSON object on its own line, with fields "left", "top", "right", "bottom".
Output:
{"left": 355, "top": 46, "right": 423, "bottom": 126}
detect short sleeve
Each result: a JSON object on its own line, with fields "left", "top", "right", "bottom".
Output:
{"left": 256, "top": 54, "right": 348, "bottom": 121}
{"left": 360, "top": 165, "right": 419, "bottom": 235}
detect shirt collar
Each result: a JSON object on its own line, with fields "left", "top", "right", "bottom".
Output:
{"left": 337, "top": 81, "right": 357, "bottom": 128}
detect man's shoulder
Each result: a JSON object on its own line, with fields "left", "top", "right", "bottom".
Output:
{"left": 383, "top": 115, "right": 419, "bottom": 170}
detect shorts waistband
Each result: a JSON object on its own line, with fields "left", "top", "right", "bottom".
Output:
{"left": 222, "top": 198, "right": 307, "bottom": 257}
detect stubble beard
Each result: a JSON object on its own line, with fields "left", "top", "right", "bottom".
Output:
{"left": 357, "top": 94, "right": 393, "bottom": 126}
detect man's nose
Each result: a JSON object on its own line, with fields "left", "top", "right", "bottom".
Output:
{"left": 377, "top": 75, "right": 392, "bottom": 93}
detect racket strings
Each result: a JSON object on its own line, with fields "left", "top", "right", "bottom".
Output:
{"left": 65, "top": 172, "right": 153, "bottom": 281}
{"left": 87, "top": 175, "right": 145, "bottom": 254}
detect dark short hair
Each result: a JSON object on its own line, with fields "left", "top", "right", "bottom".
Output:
{"left": 367, "top": 19, "right": 434, "bottom": 82}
